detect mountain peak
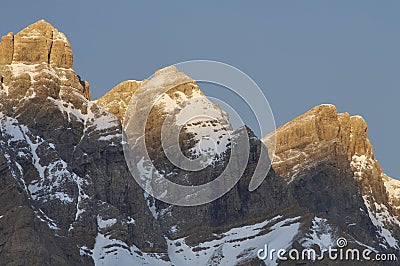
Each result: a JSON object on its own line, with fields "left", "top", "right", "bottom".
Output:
{"left": 263, "top": 104, "right": 374, "bottom": 181}
{"left": 19, "top": 19, "right": 56, "bottom": 35}
{"left": 95, "top": 66, "right": 200, "bottom": 122}
{"left": 154, "top": 65, "right": 179, "bottom": 76}
{"left": 0, "top": 20, "right": 91, "bottom": 112}
{"left": 0, "top": 19, "right": 73, "bottom": 68}
{"left": 264, "top": 103, "right": 400, "bottom": 232}
{"left": 94, "top": 80, "right": 145, "bottom": 121}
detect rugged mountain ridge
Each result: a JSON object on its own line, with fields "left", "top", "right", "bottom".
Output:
{"left": 0, "top": 20, "right": 166, "bottom": 265}
{"left": 0, "top": 20, "right": 399, "bottom": 265}
{"left": 0, "top": 19, "right": 73, "bottom": 68}
{"left": 263, "top": 104, "right": 400, "bottom": 252}
{"left": 93, "top": 80, "right": 145, "bottom": 121}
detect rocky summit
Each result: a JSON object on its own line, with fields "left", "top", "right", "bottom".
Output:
{"left": 0, "top": 20, "right": 399, "bottom": 266}
{"left": 0, "top": 19, "right": 72, "bottom": 67}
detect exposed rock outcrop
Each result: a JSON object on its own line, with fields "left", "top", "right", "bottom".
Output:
{"left": 0, "top": 20, "right": 90, "bottom": 103}
{"left": 263, "top": 104, "right": 400, "bottom": 252}
{"left": 0, "top": 20, "right": 162, "bottom": 265}
{"left": 0, "top": 33, "right": 13, "bottom": 65}
{"left": 94, "top": 80, "right": 145, "bottom": 121}
{"left": 0, "top": 19, "right": 73, "bottom": 67}
{"left": 263, "top": 104, "right": 374, "bottom": 181}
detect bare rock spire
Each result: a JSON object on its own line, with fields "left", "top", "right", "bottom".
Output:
{"left": 0, "top": 20, "right": 91, "bottom": 103}
{"left": 0, "top": 19, "right": 73, "bottom": 68}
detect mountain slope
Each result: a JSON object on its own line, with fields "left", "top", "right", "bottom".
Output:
{"left": 263, "top": 104, "right": 400, "bottom": 253}
{"left": 0, "top": 20, "right": 166, "bottom": 265}
{"left": 0, "top": 20, "right": 399, "bottom": 266}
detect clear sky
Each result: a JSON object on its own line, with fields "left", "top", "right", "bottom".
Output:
{"left": 1, "top": 1, "right": 399, "bottom": 178}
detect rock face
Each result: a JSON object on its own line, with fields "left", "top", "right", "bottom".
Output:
{"left": 263, "top": 104, "right": 374, "bottom": 182}
{"left": 94, "top": 80, "right": 145, "bottom": 121}
{"left": 0, "top": 33, "right": 13, "bottom": 65}
{"left": 0, "top": 19, "right": 73, "bottom": 68}
{"left": 263, "top": 104, "right": 400, "bottom": 253}
{"left": 0, "top": 20, "right": 90, "bottom": 103}
{"left": 0, "top": 20, "right": 399, "bottom": 266}
{"left": 1, "top": 36, "right": 171, "bottom": 266}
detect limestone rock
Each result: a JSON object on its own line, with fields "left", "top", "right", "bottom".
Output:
{"left": 263, "top": 104, "right": 400, "bottom": 246}
{"left": 0, "top": 20, "right": 91, "bottom": 103}
{"left": 263, "top": 104, "right": 375, "bottom": 180}
{"left": 81, "top": 80, "right": 92, "bottom": 100}
{"left": 0, "top": 32, "right": 13, "bottom": 64}
{"left": 9, "top": 19, "right": 73, "bottom": 68}
{"left": 94, "top": 80, "right": 145, "bottom": 121}
{"left": 49, "top": 29, "right": 73, "bottom": 68}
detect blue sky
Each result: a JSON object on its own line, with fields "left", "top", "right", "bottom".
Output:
{"left": 1, "top": 1, "right": 399, "bottom": 178}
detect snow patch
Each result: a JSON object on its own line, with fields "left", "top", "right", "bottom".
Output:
{"left": 98, "top": 133, "right": 122, "bottom": 142}
{"left": 0, "top": 113, "right": 89, "bottom": 228}
{"left": 167, "top": 216, "right": 301, "bottom": 266}
{"left": 363, "top": 196, "right": 399, "bottom": 249}
{"left": 301, "top": 217, "right": 337, "bottom": 251}
{"left": 48, "top": 96, "right": 119, "bottom": 133}
{"left": 125, "top": 217, "right": 135, "bottom": 225}
{"left": 9, "top": 63, "right": 40, "bottom": 79}
{"left": 351, "top": 155, "right": 373, "bottom": 179}
{"left": 152, "top": 82, "right": 232, "bottom": 161}
{"left": 383, "top": 174, "right": 400, "bottom": 209}
{"left": 91, "top": 233, "right": 169, "bottom": 266}
{"left": 97, "top": 215, "right": 117, "bottom": 229}
{"left": 169, "top": 225, "right": 179, "bottom": 234}
{"left": 144, "top": 192, "right": 159, "bottom": 220}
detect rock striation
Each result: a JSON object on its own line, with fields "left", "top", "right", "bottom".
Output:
{"left": 263, "top": 104, "right": 374, "bottom": 181}
{"left": 94, "top": 80, "right": 145, "bottom": 121}
{"left": 0, "top": 33, "right": 13, "bottom": 65}
{"left": 264, "top": 104, "right": 400, "bottom": 252}
{"left": 0, "top": 19, "right": 73, "bottom": 68}
{"left": 0, "top": 19, "right": 90, "bottom": 103}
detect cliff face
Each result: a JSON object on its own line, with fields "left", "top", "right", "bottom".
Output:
{"left": 263, "top": 104, "right": 374, "bottom": 182}
{"left": 263, "top": 104, "right": 400, "bottom": 251}
{"left": 0, "top": 20, "right": 399, "bottom": 266}
{"left": 0, "top": 19, "right": 73, "bottom": 68}
{"left": 0, "top": 19, "right": 90, "bottom": 105}
{"left": 0, "top": 20, "right": 298, "bottom": 265}
{"left": 0, "top": 20, "right": 179, "bottom": 266}
{"left": 94, "top": 80, "right": 145, "bottom": 121}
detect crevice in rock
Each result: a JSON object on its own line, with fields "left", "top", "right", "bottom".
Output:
{"left": 11, "top": 34, "right": 14, "bottom": 63}
{"left": 48, "top": 30, "right": 54, "bottom": 64}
